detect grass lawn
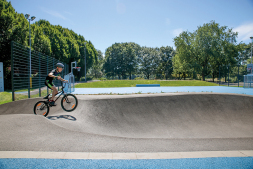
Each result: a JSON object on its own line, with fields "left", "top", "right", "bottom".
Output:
{"left": 75, "top": 80, "right": 219, "bottom": 88}
{"left": 0, "top": 90, "right": 49, "bottom": 105}
{"left": 0, "top": 92, "right": 13, "bottom": 105}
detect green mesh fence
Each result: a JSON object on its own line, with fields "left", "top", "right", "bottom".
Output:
{"left": 11, "top": 41, "right": 69, "bottom": 101}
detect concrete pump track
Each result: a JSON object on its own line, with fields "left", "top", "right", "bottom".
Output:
{"left": 0, "top": 93, "right": 253, "bottom": 153}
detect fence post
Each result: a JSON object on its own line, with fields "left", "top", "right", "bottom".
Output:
{"left": 39, "top": 52, "right": 41, "bottom": 97}
{"left": 65, "top": 63, "right": 66, "bottom": 75}
{"left": 47, "top": 55, "right": 48, "bottom": 95}
{"left": 238, "top": 65, "right": 239, "bottom": 87}
{"left": 219, "top": 65, "right": 220, "bottom": 86}
{"left": 27, "top": 47, "right": 30, "bottom": 98}
{"left": 11, "top": 41, "right": 15, "bottom": 101}
{"left": 228, "top": 65, "right": 229, "bottom": 87}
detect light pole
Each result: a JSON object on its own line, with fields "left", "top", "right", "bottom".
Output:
{"left": 84, "top": 42, "right": 87, "bottom": 82}
{"left": 25, "top": 14, "right": 35, "bottom": 98}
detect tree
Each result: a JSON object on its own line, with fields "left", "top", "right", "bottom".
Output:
{"left": 172, "top": 54, "right": 192, "bottom": 80}
{"left": 174, "top": 21, "right": 241, "bottom": 81}
{"left": 174, "top": 31, "right": 194, "bottom": 80}
{"left": 103, "top": 44, "right": 117, "bottom": 78}
{"left": 0, "top": 0, "right": 29, "bottom": 89}
{"left": 103, "top": 42, "right": 140, "bottom": 79}
{"left": 139, "top": 47, "right": 160, "bottom": 79}
{"left": 0, "top": 0, "right": 98, "bottom": 89}
{"left": 88, "top": 49, "right": 103, "bottom": 79}
{"left": 124, "top": 42, "right": 141, "bottom": 79}
{"left": 159, "top": 46, "right": 175, "bottom": 80}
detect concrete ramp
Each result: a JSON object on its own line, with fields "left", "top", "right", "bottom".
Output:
{"left": 41, "top": 93, "right": 253, "bottom": 139}
{"left": 1, "top": 93, "right": 253, "bottom": 152}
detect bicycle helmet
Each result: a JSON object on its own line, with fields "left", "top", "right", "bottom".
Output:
{"left": 56, "top": 63, "right": 64, "bottom": 68}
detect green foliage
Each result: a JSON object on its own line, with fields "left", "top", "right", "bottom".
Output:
{"left": 158, "top": 46, "right": 174, "bottom": 80}
{"left": 34, "top": 20, "right": 98, "bottom": 73}
{"left": 0, "top": 0, "right": 29, "bottom": 89}
{"left": 103, "top": 42, "right": 141, "bottom": 79}
{"left": 139, "top": 47, "right": 161, "bottom": 79}
{"left": 0, "top": 0, "right": 98, "bottom": 89}
{"left": 103, "top": 43, "right": 175, "bottom": 80}
{"left": 87, "top": 49, "right": 104, "bottom": 79}
{"left": 174, "top": 20, "right": 244, "bottom": 81}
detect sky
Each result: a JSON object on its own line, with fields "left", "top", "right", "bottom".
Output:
{"left": 7, "top": 0, "right": 253, "bottom": 54}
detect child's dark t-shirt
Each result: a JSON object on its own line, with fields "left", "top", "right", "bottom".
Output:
{"left": 45, "top": 69, "right": 61, "bottom": 83}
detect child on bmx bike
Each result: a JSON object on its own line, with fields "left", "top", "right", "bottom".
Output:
{"left": 45, "top": 63, "right": 68, "bottom": 106}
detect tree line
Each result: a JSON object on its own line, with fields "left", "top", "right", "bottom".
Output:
{"left": 0, "top": 0, "right": 98, "bottom": 89}
{"left": 98, "top": 21, "right": 251, "bottom": 81}
{"left": 173, "top": 21, "right": 251, "bottom": 81}
{"left": 101, "top": 43, "right": 174, "bottom": 80}
{"left": 1, "top": 0, "right": 252, "bottom": 89}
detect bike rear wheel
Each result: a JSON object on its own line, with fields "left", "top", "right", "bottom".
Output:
{"left": 34, "top": 101, "right": 50, "bottom": 117}
{"left": 61, "top": 94, "right": 78, "bottom": 112}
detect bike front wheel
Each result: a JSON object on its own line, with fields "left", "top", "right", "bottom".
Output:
{"left": 61, "top": 94, "right": 78, "bottom": 112}
{"left": 34, "top": 101, "right": 50, "bottom": 117}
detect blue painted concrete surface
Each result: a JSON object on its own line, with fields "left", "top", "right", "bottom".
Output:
{"left": 1, "top": 157, "right": 253, "bottom": 169}
{"left": 136, "top": 84, "right": 160, "bottom": 87}
{"left": 73, "top": 86, "right": 253, "bottom": 95}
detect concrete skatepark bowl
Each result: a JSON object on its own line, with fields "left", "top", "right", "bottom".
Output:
{"left": 0, "top": 93, "right": 253, "bottom": 152}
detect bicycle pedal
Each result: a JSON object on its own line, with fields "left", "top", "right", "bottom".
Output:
{"left": 50, "top": 103, "right": 57, "bottom": 106}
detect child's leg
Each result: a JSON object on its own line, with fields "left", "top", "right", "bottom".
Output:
{"left": 51, "top": 86, "right": 58, "bottom": 101}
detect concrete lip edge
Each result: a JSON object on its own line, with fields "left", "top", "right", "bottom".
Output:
{"left": 75, "top": 92, "right": 253, "bottom": 101}
{"left": 0, "top": 151, "right": 253, "bottom": 159}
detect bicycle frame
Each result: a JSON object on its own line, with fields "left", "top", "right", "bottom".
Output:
{"left": 44, "top": 82, "right": 68, "bottom": 103}
{"left": 35, "top": 82, "right": 76, "bottom": 116}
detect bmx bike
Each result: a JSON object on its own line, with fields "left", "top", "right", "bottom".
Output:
{"left": 34, "top": 82, "right": 78, "bottom": 117}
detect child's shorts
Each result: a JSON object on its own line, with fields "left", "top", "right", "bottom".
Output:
{"left": 45, "top": 80, "right": 55, "bottom": 89}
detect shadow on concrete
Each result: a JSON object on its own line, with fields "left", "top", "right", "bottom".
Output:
{"left": 47, "top": 115, "right": 76, "bottom": 121}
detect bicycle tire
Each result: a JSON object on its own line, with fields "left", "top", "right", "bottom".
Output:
{"left": 61, "top": 94, "right": 78, "bottom": 112}
{"left": 34, "top": 101, "right": 50, "bottom": 117}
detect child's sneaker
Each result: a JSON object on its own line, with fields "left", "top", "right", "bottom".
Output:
{"left": 49, "top": 100, "right": 57, "bottom": 106}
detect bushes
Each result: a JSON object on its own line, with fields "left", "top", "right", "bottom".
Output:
{"left": 79, "top": 76, "right": 93, "bottom": 82}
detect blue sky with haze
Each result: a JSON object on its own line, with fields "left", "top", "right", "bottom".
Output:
{"left": 8, "top": 0, "right": 253, "bottom": 53}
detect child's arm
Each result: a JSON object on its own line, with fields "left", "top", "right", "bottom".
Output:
{"left": 60, "top": 77, "right": 68, "bottom": 82}
{"left": 57, "top": 76, "right": 68, "bottom": 82}
{"left": 48, "top": 73, "right": 68, "bottom": 82}
{"left": 48, "top": 72, "right": 56, "bottom": 78}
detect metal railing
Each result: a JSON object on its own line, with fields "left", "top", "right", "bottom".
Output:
{"left": 244, "top": 74, "right": 253, "bottom": 88}
{"left": 203, "top": 65, "right": 247, "bottom": 87}
{"left": 64, "top": 73, "right": 75, "bottom": 93}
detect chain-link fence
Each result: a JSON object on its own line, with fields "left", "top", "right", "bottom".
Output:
{"left": 101, "top": 65, "right": 247, "bottom": 85}
{"left": 11, "top": 41, "right": 69, "bottom": 101}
